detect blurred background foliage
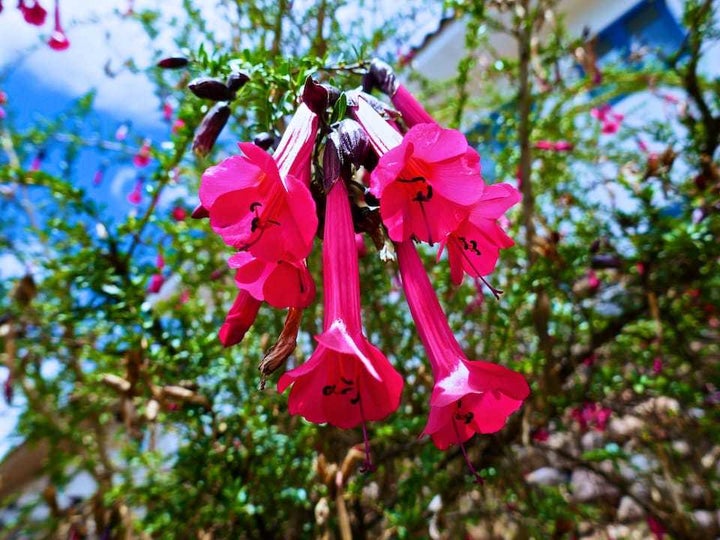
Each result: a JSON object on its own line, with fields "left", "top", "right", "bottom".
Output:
{"left": 0, "top": 0, "right": 719, "bottom": 538}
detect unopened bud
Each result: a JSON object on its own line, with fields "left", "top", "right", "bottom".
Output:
{"left": 302, "top": 77, "right": 326, "bottom": 112}
{"left": 226, "top": 70, "right": 250, "bottom": 94}
{"left": 157, "top": 56, "right": 189, "bottom": 69}
{"left": 191, "top": 203, "right": 210, "bottom": 219}
{"left": 253, "top": 132, "right": 276, "bottom": 151}
{"left": 188, "top": 77, "right": 233, "bottom": 101}
{"left": 192, "top": 103, "right": 230, "bottom": 157}
{"left": 591, "top": 254, "right": 622, "bottom": 269}
{"left": 363, "top": 58, "right": 398, "bottom": 96}
{"left": 336, "top": 119, "right": 370, "bottom": 168}
{"left": 323, "top": 133, "right": 343, "bottom": 191}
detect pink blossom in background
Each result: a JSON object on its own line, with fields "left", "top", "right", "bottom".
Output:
{"left": 133, "top": 140, "right": 152, "bottom": 167}
{"left": 147, "top": 273, "right": 165, "bottom": 294}
{"left": 47, "top": 0, "right": 70, "bottom": 51}
{"left": 171, "top": 206, "right": 188, "bottom": 221}
{"left": 127, "top": 178, "right": 143, "bottom": 205}
{"left": 20, "top": 0, "right": 47, "bottom": 26}
{"left": 591, "top": 104, "right": 624, "bottom": 135}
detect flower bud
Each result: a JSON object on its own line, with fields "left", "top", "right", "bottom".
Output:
{"left": 301, "top": 76, "right": 332, "bottom": 115}
{"left": 323, "top": 133, "right": 342, "bottom": 191}
{"left": 188, "top": 77, "right": 233, "bottom": 101}
{"left": 363, "top": 58, "right": 398, "bottom": 95}
{"left": 192, "top": 103, "right": 230, "bottom": 157}
{"left": 226, "top": 70, "right": 250, "bottom": 94}
{"left": 591, "top": 254, "right": 622, "bottom": 269}
{"left": 336, "top": 118, "right": 369, "bottom": 169}
{"left": 191, "top": 203, "right": 209, "bottom": 219}
{"left": 157, "top": 56, "right": 189, "bottom": 69}
{"left": 253, "top": 132, "right": 276, "bottom": 151}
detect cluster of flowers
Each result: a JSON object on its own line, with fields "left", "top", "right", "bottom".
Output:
{"left": 1, "top": 0, "right": 70, "bottom": 51}
{"left": 195, "top": 59, "right": 530, "bottom": 471}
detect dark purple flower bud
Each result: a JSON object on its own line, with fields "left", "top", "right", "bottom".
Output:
{"left": 157, "top": 56, "right": 189, "bottom": 69}
{"left": 336, "top": 119, "right": 370, "bottom": 169}
{"left": 591, "top": 254, "right": 622, "bottom": 269}
{"left": 192, "top": 103, "right": 230, "bottom": 157}
{"left": 191, "top": 203, "right": 210, "bottom": 219}
{"left": 301, "top": 76, "right": 329, "bottom": 115}
{"left": 188, "top": 77, "right": 233, "bottom": 101}
{"left": 321, "top": 83, "right": 341, "bottom": 108}
{"left": 253, "top": 132, "right": 276, "bottom": 151}
{"left": 363, "top": 58, "right": 398, "bottom": 96}
{"left": 589, "top": 239, "right": 601, "bottom": 253}
{"left": 226, "top": 70, "right": 250, "bottom": 94}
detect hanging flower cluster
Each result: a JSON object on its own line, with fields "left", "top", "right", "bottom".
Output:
{"left": 195, "top": 59, "right": 529, "bottom": 472}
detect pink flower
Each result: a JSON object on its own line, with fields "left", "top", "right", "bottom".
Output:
{"left": 396, "top": 240, "right": 529, "bottom": 450}
{"left": 591, "top": 104, "right": 623, "bottom": 135}
{"left": 352, "top": 97, "right": 483, "bottom": 244}
{"left": 571, "top": 402, "right": 611, "bottom": 432}
{"left": 199, "top": 103, "right": 318, "bottom": 262}
{"left": 171, "top": 119, "right": 186, "bottom": 134}
{"left": 133, "top": 140, "right": 152, "bottom": 167}
{"left": 587, "top": 269, "right": 600, "bottom": 293}
{"left": 228, "top": 251, "right": 315, "bottom": 309}
{"left": 162, "top": 101, "right": 173, "bottom": 121}
{"left": 127, "top": 178, "right": 142, "bottom": 205}
{"left": 115, "top": 123, "right": 129, "bottom": 141}
{"left": 278, "top": 180, "right": 403, "bottom": 430}
{"left": 647, "top": 516, "right": 666, "bottom": 540}
{"left": 147, "top": 273, "right": 165, "bottom": 293}
{"left": 20, "top": 0, "right": 47, "bottom": 26}
{"left": 439, "top": 183, "right": 520, "bottom": 285}
{"left": 534, "top": 140, "right": 574, "bottom": 152}
{"left": 219, "top": 290, "right": 262, "bottom": 347}
{"left": 47, "top": 0, "right": 69, "bottom": 51}
{"left": 652, "top": 356, "right": 663, "bottom": 375}
{"left": 171, "top": 206, "right": 187, "bottom": 221}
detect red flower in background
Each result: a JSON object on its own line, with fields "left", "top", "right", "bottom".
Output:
{"left": 19, "top": 0, "right": 47, "bottom": 26}
{"left": 47, "top": 0, "right": 69, "bottom": 51}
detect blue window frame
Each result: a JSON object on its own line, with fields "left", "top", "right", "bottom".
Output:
{"left": 595, "top": 0, "right": 686, "bottom": 66}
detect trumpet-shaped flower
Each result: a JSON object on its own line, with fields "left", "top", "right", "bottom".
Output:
{"left": 278, "top": 180, "right": 403, "bottom": 429}
{"left": 396, "top": 240, "right": 529, "bottom": 450}
{"left": 439, "top": 183, "right": 520, "bottom": 284}
{"left": 352, "top": 97, "right": 483, "bottom": 244}
{"left": 228, "top": 251, "right": 315, "bottom": 309}
{"left": 219, "top": 289, "right": 262, "bottom": 347}
{"left": 200, "top": 104, "right": 318, "bottom": 261}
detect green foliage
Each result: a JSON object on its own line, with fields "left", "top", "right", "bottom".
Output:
{"left": 1, "top": 0, "right": 719, "bottom": 538}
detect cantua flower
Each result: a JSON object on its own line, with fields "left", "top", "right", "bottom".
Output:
{"left": 352, "top": 96, "right": 483, "bottom": 244}
{"left": 278, "top": 180, "right": 403, "bottom": 437}
{"left": 439, "top": 183, "right": 520, "bottom": 285}
{"left": 20, "top": 0, "right": 47, "bottom": 26}
{"left": 199, "top": 103, "right": 318, "bottom": 262}
{"left": 396, "top": 240, "right": 529, "bottom": 453}
{"left": 219, "top": 289, "right": 262, "bottom": 347}
{"left": 228, "top": 251, "right": 315, "bottom": 309}
{"left": 591, "top": 104, "right": 623, "bottom": 134}
{"left": 47, "top": 0, "right": 69, "bottom": 51}
{"left": 133, "top": 140, "right": 152, "bottom": 168}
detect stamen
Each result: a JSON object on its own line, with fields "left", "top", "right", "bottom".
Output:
{"left": 451, "top": 237, "right": 503, "bottom": 300}
{"left": 452, "top": 414, "right": 483, "bottom": 484}
{"left": 359, "top": 419, "right": 376, "bottom": 473}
